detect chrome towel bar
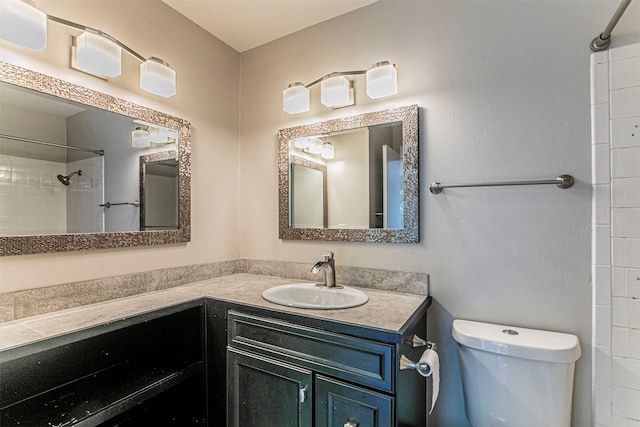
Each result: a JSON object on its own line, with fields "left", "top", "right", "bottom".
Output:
{"left": 100, "top": 201, "right": 140, "bottom": 208}
{"left": 429, "top": 175, "right": 574, "bottom": 194}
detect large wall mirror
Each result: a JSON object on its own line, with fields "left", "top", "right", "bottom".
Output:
{"left": 0, "top": 62, "right": 191, "bottom": 256}
{"left": 278, "top": 105, "right": 418, "bottom": 243}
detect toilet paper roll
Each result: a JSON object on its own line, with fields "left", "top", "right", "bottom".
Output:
{"left": 417, "top": 348, "right": 440, "bottom": 415}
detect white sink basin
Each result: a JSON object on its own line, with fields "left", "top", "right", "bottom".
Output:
{"left": 262, "top": 283, "right": 368, "bottom": 310}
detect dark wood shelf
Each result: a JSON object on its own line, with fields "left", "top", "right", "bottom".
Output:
{"left": 1, "top": 359, "right": 203, "bottom": 427}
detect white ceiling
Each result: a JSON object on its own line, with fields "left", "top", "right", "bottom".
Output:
{"left": 162, "top": 0, "right": 378, "bottom": 53}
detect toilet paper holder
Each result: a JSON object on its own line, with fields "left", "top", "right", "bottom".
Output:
{"left": 399, "top": 335, "right": 437, "bottom": 374}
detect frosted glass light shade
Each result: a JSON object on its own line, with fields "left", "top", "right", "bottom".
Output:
{"left": 293, "top": 137, "right": 309, "bottom": 149}
{"left": 321, "top": 142, "right": 334, "bottom": 160}
{"left": 149, "top": 127, "right": 170, "bottom": 144}
{"left": 366, "top": 61, "right": 397, "bottom": 99}
{"left": 131, "top": 128, "right": 150, "bottom": 148}
{"left": 73, "top": 32, "right": 121, "bottom": 78}
{"left": 283, "top": 82, "right": 309, "bottom": 114}
{"left": 140, "top": 57, "right": 176, "bottom": 98}
{"left": 308, "top": 138, "right": 323, "bottom": 155}
{"left": 321, "top": 75, "right": 350, "bottom": 107}
{"left": 0, "top": 0, "right": 47, "bottom": 51}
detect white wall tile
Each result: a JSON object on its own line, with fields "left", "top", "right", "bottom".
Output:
{"left": 613, "top": 415, "right": 640, "bottom": 427}
{"left": 592, "top": 63, "right": 610, "bottom": 105}
{"left": 595, "top": 264, "right": 612, "bottom": 305}
{"left": 595, "top": 384, "right": 612, "bottom": 426}
{"left": 612, "top": 356, "right": 640, "bottom": 390}
{"left": 613, "top": 298, "right": 640, "bottom": 329}
{"left": 611, "top": 148, "right": 640, "bottom": 179}
{"left": 610, "top": 43, "right": 640, "bottom": 61}
{"left": 612, "top": 386, "right": 640, "bottom": 420}
{"left": 594, "top": 184, "right": 612, "bottom": 225}
{"left": 596, "top": 344, "right": 613, "bottom": 385}
{"left": 594, "top": 143, "right": 611, "bottom": 184}
{"left": 592, "top": 50, "right": 610, "bottom": 65}
{"left": 596, "top": 305, "right": 613, "bottom": 346}
{"left": 611, "top": 87, "right": 640, "bottom": 119}
{"left": 612, "top": 238, "right": 640, "bottom": 268}
{"left": 612, "top": 178, "right": 640, "bottom": 208}
{"left": 612, "top": 268, "right": 628, "bottom": 297}
{"left": 595, "top": 225, "right": 612, "bottom": 265}
{"left": 610, "top": 56, "right": 640, "bottom": 90}
{"left": 613, "top": 209, "right": 640, "bottom": 238}
{"left": 627, "top": 268, "right": 640, "bottom": 298}
{"left": 611, "top": 117, "right": 640, "bottom": 149}
{"left": 593, "top": 103, "right": 610, "bottom": 144}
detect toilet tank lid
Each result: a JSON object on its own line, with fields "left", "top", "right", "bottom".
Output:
{"left": 452, "top": 319, "right": 581, "bottom": 363}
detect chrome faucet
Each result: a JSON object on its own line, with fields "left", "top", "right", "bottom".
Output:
{"left": 311, "top": 251, "right": 338, "bottom": 288}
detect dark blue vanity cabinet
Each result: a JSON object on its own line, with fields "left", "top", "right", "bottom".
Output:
{"left": 225, "top": 307, "right": 429, "bottom": 427}
{"left": 0, "top": 302, "right": 206, "bottom": 427}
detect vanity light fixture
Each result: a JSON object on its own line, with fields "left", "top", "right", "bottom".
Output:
{"left": 293, "top": 137, "right": 310, "bottom": 149}
{"left": 140, "top": 57, "right": 177, "bottom": 98}
{"left": 308, "top": 138, "right": 323, "bottom": 155}
{"left": 0, "top": 0, "right": 177, "bottom": 97}
{"left": 131, "top": 127, "right": 150, "bottom": 148}
{"left": 283, "top": 82, "right": 310, "bottom": 115}
{"left": 321, "top": 141, "right": 334, "bottom": 160}
{"left": 0, "top": 0, "right": 47, "bottom": 51}
{"left": 283, "top": 60, "right": 397, "bottom": 114}
{"left": 72, "top": 31, "right": 122, "bottom": 78}
{"left": 320, "top": 75, "right": 351, "bottom": 108}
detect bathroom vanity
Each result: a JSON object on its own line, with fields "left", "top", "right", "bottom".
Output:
{"left": 0, "top": 275, "right": 430, "bottom": 426}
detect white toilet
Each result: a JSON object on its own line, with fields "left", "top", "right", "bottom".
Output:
{"left": 452, "top": 319, "right": 581, "bottom": 427}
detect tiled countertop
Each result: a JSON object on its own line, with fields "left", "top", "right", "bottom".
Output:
{"left": 0, "top": 274, "right": 429, "bottom": 351}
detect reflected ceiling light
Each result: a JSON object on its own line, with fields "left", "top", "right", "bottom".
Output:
{"left": 321, "top": 75, "right": 351, "bottom": 108}
{"left": 308, "top": 138, "right": 323, "bottom": 155}
{"left": 284, "top": 61, "right": 397, "bottom": 114}
{"left": 321, "top": 142, "right": 334, "bottom": 160}
{"left": 0, "top": 0, "right": 47, "bottom": 51}
{"left": 283, "top": 82, "right": 310, "bottom": 114}
{"left": 72, "top": 31, "right": 121, "bottom": 78}
{"left": 131, "top": 127, "right": 150, "bottom": 148}
{"left": 149, "top": 127, "right": 171, "bottom": 144}
{"left": 293, "top": 137, "right": 309, "bottom": 149}
{"left": 366, "top": 61, "right": 398, "bottom": 99}
{"left": 140, "top": 57, "right": 177, "bottom": 98}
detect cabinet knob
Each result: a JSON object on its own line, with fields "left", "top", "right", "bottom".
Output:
{"left": 298, "top": 385, "right": 308, "bottom": 403}
{"left": 344, "top": 420, "right": 359, "bottom": 427}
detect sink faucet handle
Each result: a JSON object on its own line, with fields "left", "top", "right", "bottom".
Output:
{"left": 322, "top": 251, "right": 334, "bottom": 261}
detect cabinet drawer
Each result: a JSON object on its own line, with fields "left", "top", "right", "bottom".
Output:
{"left": 227, "top": 311, "right": 393, "bottom": 392}
{"left": 316, "top": 375, "right": 393, "bottom": 427}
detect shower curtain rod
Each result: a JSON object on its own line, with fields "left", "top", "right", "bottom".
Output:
{"left": 0, "top": 133, "right": 104, "bottom": 156}
{"left": 591, "top": 0, "right": 633, "bottom": 51}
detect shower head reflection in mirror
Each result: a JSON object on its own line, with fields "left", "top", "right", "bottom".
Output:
{"left": 57, "top": 170, "right": 81, "bottom": 186}
{"left": 0, "top": 62, "right": 191, "bottom": 256}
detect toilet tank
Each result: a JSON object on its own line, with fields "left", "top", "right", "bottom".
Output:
{"left": 452, "top": 319, "right": 581, "bottom": 427}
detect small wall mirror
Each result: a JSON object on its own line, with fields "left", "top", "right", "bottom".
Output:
{"left": 0, "top": 62, "right": 191, "bottom": 256}
{"left": 278, "top": 105, "right": 419, "bottom": 243}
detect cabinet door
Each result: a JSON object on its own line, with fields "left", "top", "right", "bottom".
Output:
{"left": 316, "top": 375, "right": 393, "bottom": 427}
{"left": 227, "top": 348, "right": 313, "bottom": 427}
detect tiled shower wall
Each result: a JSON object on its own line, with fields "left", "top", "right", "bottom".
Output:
{"left": 591, "top": 42, "right": 640, "bottom": 427}
{"left": 0, "top": 155, "right": 67, "bottom": 235}
{"left": 66, "top": 157, "right": 104, "bottom": 233}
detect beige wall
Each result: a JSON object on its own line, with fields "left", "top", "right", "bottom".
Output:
{"left": 238, "top": 2, "right": 639, "bottom": 425}
{"left": 0, "top": 0, "right": 240, "bottom": 291}
{"left": 1, "top": 1, "right": 640, "bottom": 426}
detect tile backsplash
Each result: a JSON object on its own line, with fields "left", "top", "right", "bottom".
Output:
{"left": 0, "top": 259, "right": 429, "bottom": 323}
